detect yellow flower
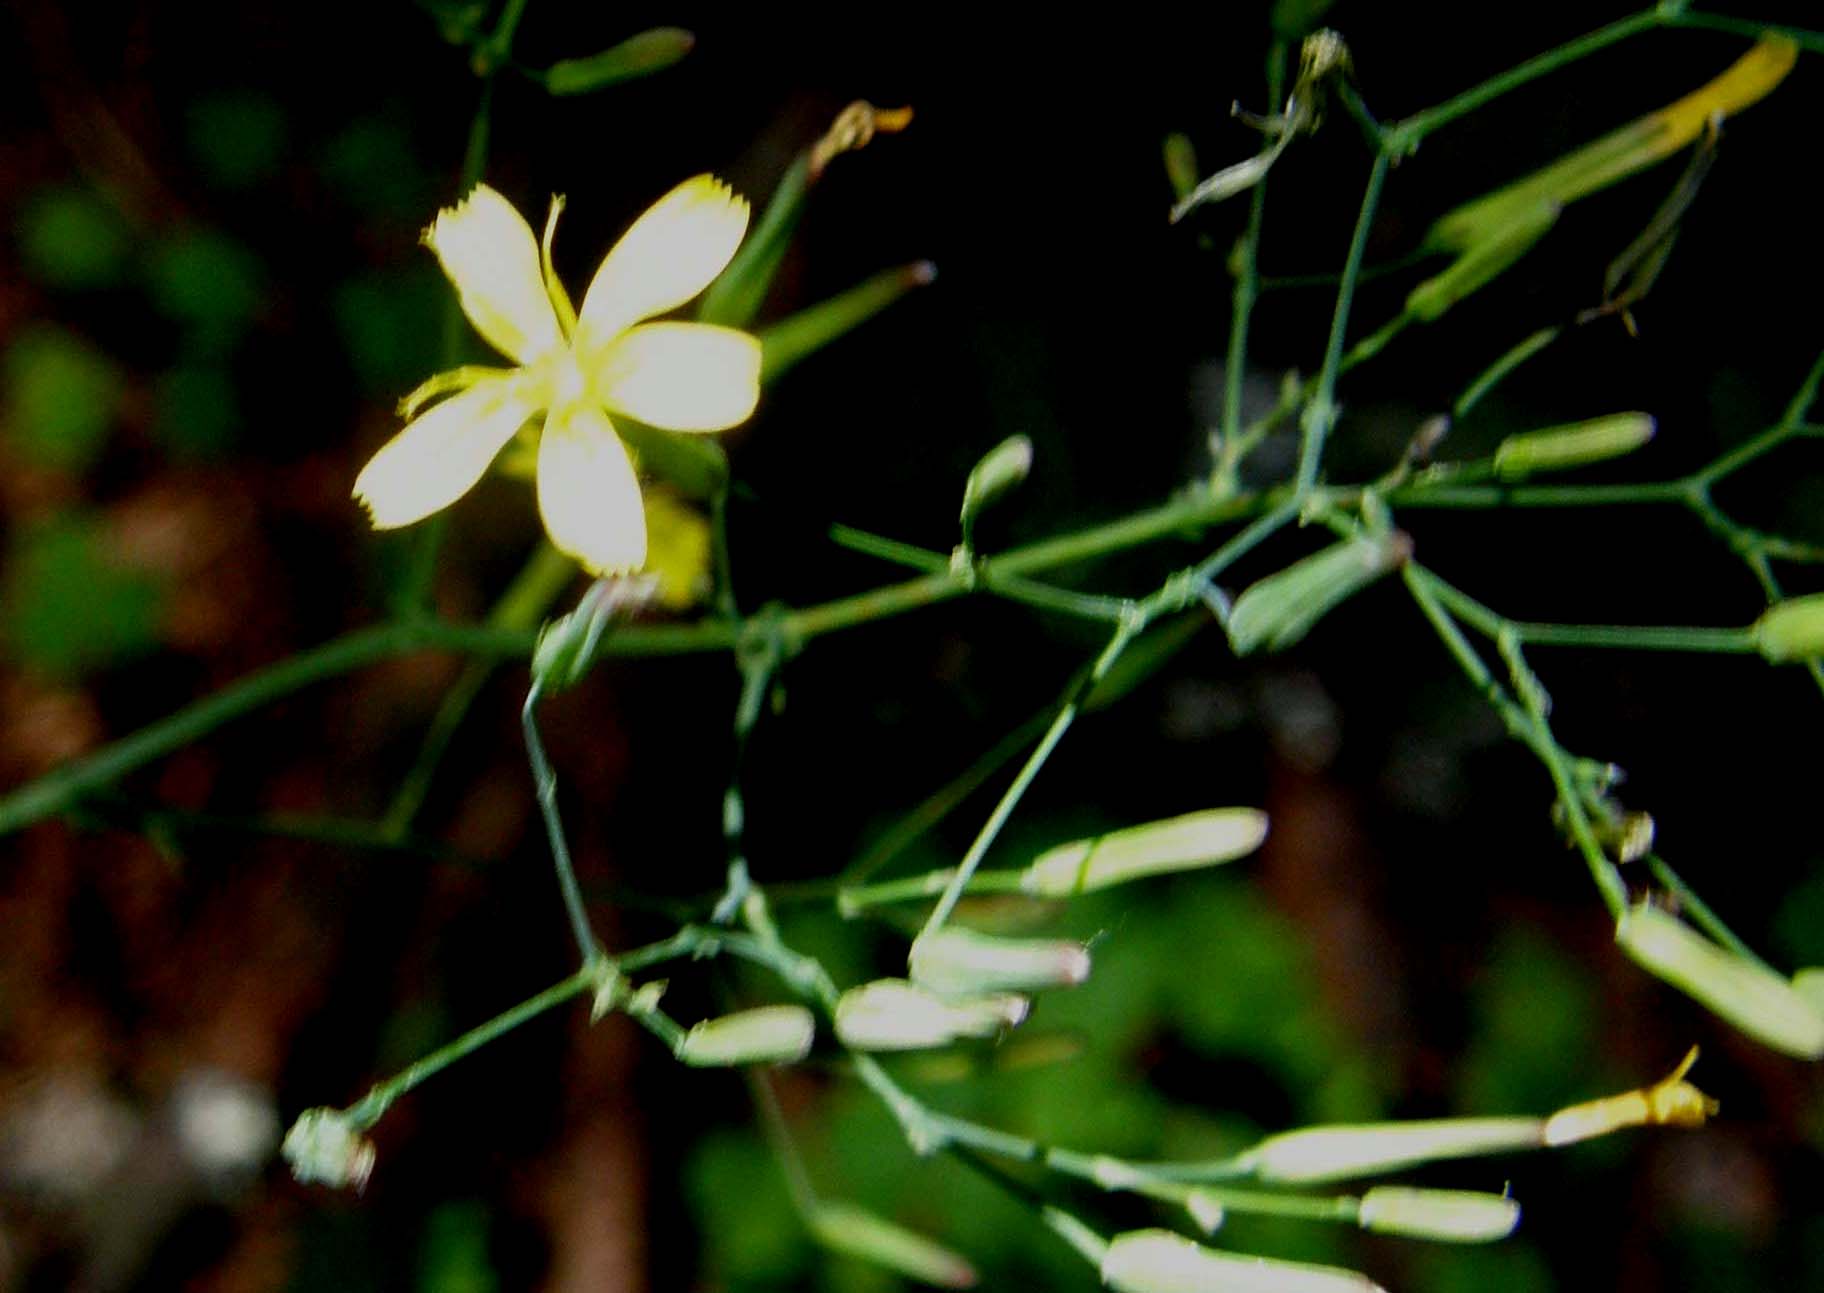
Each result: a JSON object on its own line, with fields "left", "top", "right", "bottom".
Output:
{"left": 353, "top": 177, "right": 761, "bottom": 574}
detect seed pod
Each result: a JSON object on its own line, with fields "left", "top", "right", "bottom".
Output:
{"left": 1247, "top": 1117, "right": 1545, "bottom": 1184}
{"left": 1356, "top": 1187, "right": 1520, "bottom": 1243}
{"left": 1101, "top": 1229, "right": 1385, "bottom": 1293}
{"left": 833, "top": 979, "right": 1028, "bottom": 1051}
{"left": 676, "top": 1005, "right": 816, "bottom": 1067}
{"left": 808, "top": 1201, "right": 979, "bottom": 1288}
{"left": 1020, "top": 808, "right": 1268, "bottom": 897}
{"left": 1226, "top": 533, "right": 1411, "bottom": 657}
{"left": 1492, "top": 412, "right": 1656, "bottom": 480}
{"left": 909, "top": 926, "right": 1089, "bottom": 995}
{"left": 1615, "top": 902, "right": 1824, "bottom": 1059}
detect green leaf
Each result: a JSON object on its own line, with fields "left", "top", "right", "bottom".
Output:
{"left": 543, "top": 28, "right": 695, "bottom": 95}
{"left": 3, "top": 514, "right": 165, "bottom": 677}
{"left": 1, "top": 325, "right": 124, "bottom": 471}
{"left": 153, "top": 364, "right": 240, "bottom": 459}
{"left": 147, "top": 230, "right": 264, "bottom": 349}
{"left": 16, "top": 186, "right": 130, "bottom": 289}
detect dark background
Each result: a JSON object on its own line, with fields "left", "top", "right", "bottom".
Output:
{"left": 4, "top": 2, "right": 1824, "bottom": 1290}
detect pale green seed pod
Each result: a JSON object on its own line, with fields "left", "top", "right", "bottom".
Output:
{"left": 1356, "top": 1187, "right": 1520, "bottom": 1243}
{"left": 809, "top": 1201, "right": 979, "bottom": 1288}
{"left": 676, "top": 1004, "right": 815, "bottom": 1067}
{"left": 1226, "top": 533, "right": 1411, "bottom": 657}
{"left": 1020, "top": 808, "right": 1268, "bottom": 897}
{"left": 833, "top": 979, "right": 1028, "bottom": 1051}
{"left": 281, "top": 1107, "right": 376, "bottom": 1191}
{"left": 1246, "top": 1117, "right": 1544, "bottom": 1184}
{"left": 909, "top": 927, "right": 1090, "bottom": 996}
{"left": 1405, "top": 200, "right": 1559, "bottom": 322}
{"left": 960, "top": 435, "right": 1035, "bottom": 529}
{"left": 543, "top": 28, "right": 695, "bottom": 95}
{"left": 1753, "top": 593, "right": 1824, "bottom": 663}
{"left": 1614, "top": 903, "right": 1824, "bottom": 1059}
{"left": 1101, "top": 1229, "right": 1385, "bottom": 1293}
{"left": 1792, "top": 967, "right": 1824, "bottom": 1015}
{"left": 1491, "top": 412, "right": 1656, "bottom": 481}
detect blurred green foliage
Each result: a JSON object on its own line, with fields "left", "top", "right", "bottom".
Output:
{"left": 2, "top": 514, "right": 164, "bottom": 677}
{"left": 1, "top": 324, "right": 123, "bottom": 470}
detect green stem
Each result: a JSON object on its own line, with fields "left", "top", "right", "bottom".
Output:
{"left": 1218, "top": 43, "right": 1287, "bottom": 477}
{"left": 342, "top": 962, "right": 595, "bottom": 1129}
{"left": 522, "top": 682, "right": 602, "bottom": 963}
{"left": 1296, "top": 151, "right": 1389, "bottom": 499}
{"left": 383, "top": 541, "right": 576, "bottom": 836}
{"left": 0, "top": 621, "right": 526, "bottom": 834}
{"left": 1385, "top": 11, "right": 1660, "bottom": 152}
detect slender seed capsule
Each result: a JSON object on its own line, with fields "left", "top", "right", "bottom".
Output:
{"left": 808, "top": 1201, "right": 979, "bottom": 1288}
{"left": 1101, "top": 1229, "right": 1386, "bottom": 1293}
{"left": 833, "top": 979, "right": 1028, "bottom": 1051}
{"left": 1356, "top": 1187, "right": 1520, "bottom": 1243}
{"left": 1614, "top": 903, "right": 1824, "bottom": 1059}
{"left": 1491, "top": 412, "right": 1656, "bottom": 480}
{"left": 1021, "top": 808, "right": 1268, "bottom": 897}
{"left": 1245, "top": 1117, "right": 1545, "bottom": 1185}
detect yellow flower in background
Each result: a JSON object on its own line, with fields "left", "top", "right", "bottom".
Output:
{"left": 354, "top": 177, "right": 761, "bottom": 573}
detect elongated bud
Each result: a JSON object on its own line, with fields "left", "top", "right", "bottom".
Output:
{"left": 1405, "top": 200, "right": 1558, "bottom": 322}
{"left": 281, "top": 1108, "right": 376, "bottom": 1191}
{"left": 1543, "top": 1046, "right": 1719, "bottom": 1145}
{"left": 1101, "top": 1229, "right": 1385, "bottom": 1293}
{"left": 960, "top": 436, "right": 1035, "bottom": 531}
{"left": 1356, "top": 1187, "right": 1520, "bottom": 1243}
{"left": 757, "top": 261, "right": 937, "bottom": 383}
{"left": 1246, "top": 1117, "right": 1544, "bottom": 1185}
{"left": 834, "top": 979, "right": 1028, "bottom": 1051}
{"left": 1021, "top": 808, "right": 1268, "bottom": 897}
{"left": 1227, "top": 532, "right": 1411, "bottom": 656}
{"left": 1492, "top": 412, "right": 1656, "bottom": 480}
{"left": 543, "top": 28, "right": 694, "bottom": 95}
{"left": 809, "top": 1201, "right": 979, "bottom": 1288}
{"left": 909, "top": 927, "right": 1090, "bottom": 996}
{"left": 1753, "top": 593, "right": 1824, "bottom": 663}
{"left": 532, "top": 578, "right": 656, "bottom": 691}
{"left": 676, "top": 1005, "right": 815, "bottom": 1067}
{"left": 1163, "top": 134, "right": 1200, "bottom": 202}
{"left": 1427, "top": 38, "right": 1796, "bottom": 252}
{"left": 1615, "top": 902, "right": 1824, "bottom": 1059}
{"left": 1792, "top": 967, "right": 1824, "bottom": 1014}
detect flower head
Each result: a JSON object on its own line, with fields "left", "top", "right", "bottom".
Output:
{"left": 354, "top": 177, "right": 761, "bottom": 574}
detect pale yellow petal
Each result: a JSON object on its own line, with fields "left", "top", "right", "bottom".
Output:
{"left": 537, "top": 404, "right": 647, "bottom": 573}
{"left": 426, "top": 184, "right": 564, "bottom": 363}
{"left": 594, "top": 322, "right": 760, "bottom": 432}
{"left": 577, "top": 176, "right": 748, "bottom": 341}
{"left": 354, "top": 377, "right": 536, "bottom": 528}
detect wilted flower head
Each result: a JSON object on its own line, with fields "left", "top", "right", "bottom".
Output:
{"left": 354, "top": 177, "right": 761, "bottom": 574}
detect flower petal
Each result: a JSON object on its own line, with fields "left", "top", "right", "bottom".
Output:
{"left": 354, "top": 377, "right": 536, "bottom": 528}
{"left": 577, "top": 176, "right": 748, "bottom": 341}
{"left": 537, "top": 404, "right": 647, "bottom": 573}
{"left": 426, "top": 184, "right": 564, "bottom": 363}
{"left": 594, "top": 322, "right": 761, "bottom": 432}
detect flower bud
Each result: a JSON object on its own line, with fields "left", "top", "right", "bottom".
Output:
{"left": 833, "top": 979, "right": 1028, "bottom": 1051}
{"left": 1020, "top": 808, "right": 1268, "bottom": 897}
{"left": 676, "top": 1005, "right": 815, "bottom": 1067}
{"left": 1615, "top": 902, "right": 1824, "bottom": 1059}
{"left": 281, "top": 1107, "right": 376, "bottom": 1191}
{"left": 1753, "top": 593, "right": 1824, "bottom": 663}
{"left": 532, "top": 578, "right": 655, "bottom": 691}
{"left": 960, "top": 436, "right": 1035, "bottom": 531}
{"left": 1542, "top": 1046, "right": 1719, "bottom": 1146}
{"left": 1101, "top": 1229, "right": 1385, "bottom": 1293}
{"left": 1405, "top": 201, "right": 1558, "bottom": 322}
{"left": 1491, "top": 412, "right": 1655, "bottom": 481}
{"left": 909, "top": 927, "right": 1090, "bottom": 996}
{"left": 809, "top": 1201, "right": 979, "bottom": 1288}
{"left": 1246, "top": 1117, "right": 1544, "bottom": 1185}
{"left": 1226, "top": 533, "right": 1411, "bottom": 656}
{"left": 543, "top": 28, "right": 695, "bottom": 95}
{"left": 1356, "top": 1187, "right": 1520, "bottom": 1243}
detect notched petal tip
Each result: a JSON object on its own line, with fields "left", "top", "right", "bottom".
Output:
{"left": 577, "top": 175, "right": 752, "bottom": 339}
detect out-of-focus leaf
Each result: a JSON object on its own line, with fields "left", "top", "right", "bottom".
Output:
{"left": 148, "top": 230, "right": 264, "bottom": 348}
{"left": 16, "top": 187, "right": 130, "bottom": 288}
{"left": 153, "top": 364, "right": 240, "bottom": 459}
{"left": 416, "top": 1200, "right": 497, "bottom": 1293}
{"left": 3, "top": 515, "right": 165, "bottom": 677}
{"left": 188, "top": 91, "right": 287, "bottom": 189}
{"left": 1, "top": 325, "right": 124, "bottom": 471}
{"left": 322, "top": 116, "right": 432, "bottom": 221}
{"left": 543, "top": 28, "right": 694, "bottom": 95}
{"left": 686, "top": 1130, "right": 807, "bottom": 1283}
{"left": 335, "top": 269, "right": 443, "bottom": 395}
